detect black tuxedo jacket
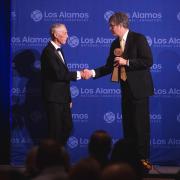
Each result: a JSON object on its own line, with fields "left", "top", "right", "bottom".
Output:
{"left": 94, "top": 31, "right": 154, "bottom": 99}
{"left": 41, "top": 42, "right": 77, "bottom": 103}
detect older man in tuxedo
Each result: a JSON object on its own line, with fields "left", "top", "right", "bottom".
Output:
{"left": 41, "top": 23, "right": 83, "bottom": 145}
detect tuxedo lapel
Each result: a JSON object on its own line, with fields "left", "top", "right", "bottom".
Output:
{"left": 54, "top": 49, "right": 67, "bottom": 66}
{"left": 47, "top": 42, "right": 68, "bottom": 68}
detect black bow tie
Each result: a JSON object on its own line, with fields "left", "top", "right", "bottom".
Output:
{"left": 57, "top": 48, "right": 62, "bottom": 52}
{"left": 57, "top": 48, "right": 64, "bottom": 56}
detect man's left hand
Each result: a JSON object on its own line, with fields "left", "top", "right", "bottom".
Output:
{"left": 114, "top": 57, "right": 127, "bottom": 66}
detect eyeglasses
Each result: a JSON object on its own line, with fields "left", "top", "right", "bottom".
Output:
{"left": 109, "top": 24, "right": 116, "bottom": 28}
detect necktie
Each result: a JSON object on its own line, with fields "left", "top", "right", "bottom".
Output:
{"left": 111, "top": 39, "right": 127, "bottom": 82}
{"left": 120, "top": 39, "right": 127, "bottom": 81}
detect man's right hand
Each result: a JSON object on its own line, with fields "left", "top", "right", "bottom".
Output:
{"left": 81, "top": 69, "right": 93, "bottom": 80}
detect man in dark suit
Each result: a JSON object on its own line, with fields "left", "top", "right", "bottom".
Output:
{"left": 41, "top": 23, "right": 83, "bottom": 145}
{"left": 84, "top": 12, "right": 154, "bottom": 166}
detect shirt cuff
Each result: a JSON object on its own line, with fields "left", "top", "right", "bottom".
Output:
{"left": 126, "top": 60, "right": 129, "bottom": 66}
{"left": 91, "top": 70, "right": 96, "bottom": 77}
{"left": 76, "top": 71, "right": 81, "bottom": 80}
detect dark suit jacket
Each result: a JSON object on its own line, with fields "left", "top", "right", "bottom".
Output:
{"left": 94, "top": 31, "right": 154, "bottom": 99}
{"left": 41, "top": 42, "right": 77, "bottom": 103}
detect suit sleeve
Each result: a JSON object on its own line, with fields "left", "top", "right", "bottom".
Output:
{"left": 94, "top": 41, "right": 116, "bottom": 78}
{"left": 41, "top": 49, "right": 77, "bottom": 82}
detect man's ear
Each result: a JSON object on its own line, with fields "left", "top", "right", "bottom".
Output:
{"left": 54, "top": 33, "right": 58, "bottom": 38}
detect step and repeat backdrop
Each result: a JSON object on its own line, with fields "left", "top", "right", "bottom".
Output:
{"left": 10, "top": 0, "right": 180, "bottom": 165}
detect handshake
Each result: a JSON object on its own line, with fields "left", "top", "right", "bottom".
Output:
{"left": 80, "top": 69, "right": 93, "bottom": 80}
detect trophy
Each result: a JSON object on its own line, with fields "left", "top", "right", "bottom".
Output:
{"left": 114, "top": 48, "right": 123, "bottom": 57}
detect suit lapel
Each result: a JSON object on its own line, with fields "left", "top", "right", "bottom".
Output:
{"left": 54, "top": 49, "right": 67, "bottom": 65}
{"left": 48, "top": 42, "right": 68, "bottom": 69}
{"left": 123, "top": 31, "right": 132, "bottom": 58}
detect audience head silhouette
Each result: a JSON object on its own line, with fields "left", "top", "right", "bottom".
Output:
{"left": 88, "top": 130, "right": 112, "bottom": 168}
{"left": 101, "top": 163, "right": 137, "bottom": 180}
{"left": 36, "top": 138, "right": 69, "bottom": 171}
{"left": 110, "top": 138, "right": 144, "bottom": 177}
{"left": 69, "top": 157, "right": 101, "bottom": 180}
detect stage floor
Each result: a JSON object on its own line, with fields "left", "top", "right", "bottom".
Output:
{"left": 150, "top": 165, "right": 180, "bottom": 174}
{"left": 145, "top": 165, "right": 180, "bottom": 179}
{"left": 0, "top": 165, "right": 180, "bottom": 179}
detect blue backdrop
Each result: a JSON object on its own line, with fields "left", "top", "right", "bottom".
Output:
{"left": 10, "top": 0, "right": 180, "bottom": 166}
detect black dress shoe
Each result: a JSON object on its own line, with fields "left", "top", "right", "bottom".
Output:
{"left": 141, "top": 159, "right": 162, "bottom": 174}
{"left": 141, "top": 159, "right": 153, "bottom": 171}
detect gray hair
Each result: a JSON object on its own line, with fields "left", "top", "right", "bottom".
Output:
{"left": 49, "top": 23, "right": 65, "bottom": 40}
{"left": 109, "top": 12, "right": 129, "bottom": 28}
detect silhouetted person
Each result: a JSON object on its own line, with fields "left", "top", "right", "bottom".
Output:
{"left": 12, "top": 49, "right": 46, "bottom": 145}
{"left": 101, "top": 163, "right": 138, "bottom": 180}
{"left": 88, "top": 130, "right": 112, "bottom": 168}
{"left": 69, "top": 157, "right": 101, "bottom": 180}
{"left": 110, "top": 139, "right": 144, "bottom": 178}
{"left": 32, "top": 139, "right": 69, "bottom": 180}
{"left": 0, "top": 168, "right": 28, "bottom": 180}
